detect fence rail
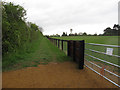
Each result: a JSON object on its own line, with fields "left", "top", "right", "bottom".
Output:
{"left": 85, "top": 43, "right": 120, "bottom": 87}
{"left": 85, "top": 64, "right": 120, "bottom": 87}
{"left": 47, "top": 37, "right": 120, "bottom": 87}
{"left": 85, "top": 48, "right": 120, "bottom": 58}
{"left": 85, "top": 59, "right": 120, "bottom": 78}
{"left": 86, "top": 43, "right": 120, "bottom": 47}
{"left": 85, "top": 54, "right": 120, "bottom": 68}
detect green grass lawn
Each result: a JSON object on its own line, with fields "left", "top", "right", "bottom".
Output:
{"left": 3, "top": 37, "right": 71, "bottom": 72}
{"left": 52, "top": 36, "right": 119, "bottom": 45}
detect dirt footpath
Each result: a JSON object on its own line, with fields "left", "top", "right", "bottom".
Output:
{"left": 2, "top": 61, "right": 117, "bottom": 88}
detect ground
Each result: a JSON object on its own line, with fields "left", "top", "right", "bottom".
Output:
{"left": 2, "top": 37, "right": 118, "bottom": 88}
{"left": 2, "top": 61, "right": 117, "bottom": 88}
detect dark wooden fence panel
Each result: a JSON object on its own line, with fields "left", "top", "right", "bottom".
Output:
{"left": 58, "top": 40, "right": 60, "bottom": 48}
{"left": 67, "top": 41, "right": 70, "bottom": 56}
{"left": 61, "top": 40, "right": 63, "bottom": 50}
{"left": 47, "top": 37, "right": 85, "bottom": 69}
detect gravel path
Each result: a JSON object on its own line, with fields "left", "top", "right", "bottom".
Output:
{"left": 2, "top": 61, "right": 117, "bottom": 88}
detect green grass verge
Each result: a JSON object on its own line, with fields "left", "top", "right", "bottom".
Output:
{"left": 3, "top": 37, "right": 71, "bottom": 72}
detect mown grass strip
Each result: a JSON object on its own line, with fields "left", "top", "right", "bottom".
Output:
{"left": 3, "top": 37, "right": 71, "bottom": 72}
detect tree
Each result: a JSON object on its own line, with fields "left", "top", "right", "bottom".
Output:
{"left": 82, "top": 32, "right": 87, "bottom": 36}
{"left": 2, "top": 2, "right": 43, "bottom": 55}
{"left": 74, "top": 33, "right": 77, "bottom": 36}
{"left": 70, "top": 29, "right": 73, "bottom": 34}
{"left": 78, "top": 32, "right": 83, "bottom": 36}
{"left": 62, "top": 32, "right": 67, "bottom": 36}
{"left": 103, "top": 25, "right": 119, "bottom": 36}
{"left": 93, "top": 33, "right": 97, "bottom": 36}
{"left": 113, "top": 24, "right": 119, "bottom": 30}
{"left": 98, "top": 34, "right": 103, "bottom": 36}
{"left": 2, "top": 2, "right": 27, "bottom": 54}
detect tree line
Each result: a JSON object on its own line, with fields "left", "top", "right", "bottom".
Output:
{"left": 2, "top": 2, "right": 43, "bottom": 56}
{"left": 47, "top": 24, "right": 120, "bottom": 37}
{"left": 103, "top": 24, "right": 120, "bottom": 36}
{"left": 64, "top": 24, "right": 120, "bottom": 36}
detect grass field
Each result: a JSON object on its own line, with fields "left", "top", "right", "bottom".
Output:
{"left": 52, "top": 36, "right": 119, "bottom": 68}
{"left": 52, "top": 36, "right": 119, "bottom": 45}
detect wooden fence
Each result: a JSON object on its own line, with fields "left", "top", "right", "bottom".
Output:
{"left": 47, "top": 37, "right": 85, "bottom": 69}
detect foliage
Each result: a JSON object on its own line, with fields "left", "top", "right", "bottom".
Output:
{"left": 62, "top": 32, "right": 67, "bottom": 36}
{"left": 82, "top": 32, "right": 87, "bottom": 36}
{"left": 103, "top": 24, "right": 120, "bottom": 36}
{"left": 48, "top": 34, "right": 60, "bottom": 37}
{"left": 2, "top": 2, "right": 43, "bottom": 69}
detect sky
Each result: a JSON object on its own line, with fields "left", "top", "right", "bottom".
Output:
{"left": 4, "top": 0, "right": 119, "bottom": 35}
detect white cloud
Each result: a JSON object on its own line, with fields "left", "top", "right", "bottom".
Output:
{"left": 4, "top": 0, "right": 119, "bottom": 35}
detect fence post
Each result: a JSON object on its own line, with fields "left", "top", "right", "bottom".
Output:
{"left": 54, "top": 39, "right": 55, "bottom": 45}
{"left": 61, "top": 40, "right": 63, "bottom": 50}
{"left": 52, "top": 39, "right": 53, "bottom": 44}
{"left": 56, "top": 39, "right": 57, "bottom": 46}
{"left": 51, "top": 38, "right": 53, "bottom": 43}
{"left": 58, "top": 40, "right": 60, "bottom": 48}
{"left": 67, "top": 41, "right": 70, "bottom": 56}
{"left": 51, "top": 38, "right": 52, "bottom": 42}
{"left": 53, "top": 39, "right": 55, "bottom": 45}
{"left": 79, "top": 40, "right": 85, "bottom": 69}
{"left": 53, "top": 39, "right": 54, "bottom": 44}
{"left": 73, "top": 41, "right": 76, "bottom": 62}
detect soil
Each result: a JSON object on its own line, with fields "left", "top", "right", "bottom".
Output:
{"left": 2, "top": 61, "right": 118, "bottom": 88}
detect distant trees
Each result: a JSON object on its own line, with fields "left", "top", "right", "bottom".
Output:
{"left": 62, "top": 32, "right": 67, "bottom": 36}
{"left": 103, "top": 24, "right": 120, "bottom": 36}
{"left": 69, "top": 33, "right": 74, "bottom": 36}
{"left": 50, "top": 34, "right": 60, "bottom": 37}
{"left": 46, "top": 34, "right": 60, "bottom": 37}
{"left": 52, "top": 24, "right": 120, "bottom": 37}
{"left": 93, "top": 33, "right": 97, "bottom": 36}
{"left": 82, "top": 32, "right": 87, "bottom": 36}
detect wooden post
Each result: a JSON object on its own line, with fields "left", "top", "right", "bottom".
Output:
{"left": 61, "top": 40, "right": 63, "bottom": 50}
{"left": 51, "top": 38, "right": 52, "bottom": 42}
{"left": 78, "top": 40, "right": 85, "bottom": 69}
{"left": 51, "top": 38, "right": 53, "bottom": 43}
{"left": 56, "top": 39, "right": 57, "bottom": 46}
{"left": 73, "top": 41, "right": 76, "bottom": 62}
{"left": 54, "top": 39, "right": 55, "bottom": 45}
{"left": 52, "top": 39, "right": 54, "bottom": 44}
{"left": 67, "top": 41, "right": 70, "bottom": 56}
{"left": 58, "top": 40, "right": 60, "bottom": 48}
